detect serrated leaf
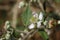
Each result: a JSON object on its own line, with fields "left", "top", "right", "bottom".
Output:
{"left": 21, "top": 5, "right": 32, "bottom": 27}
{"left": 38, "top": 31, "right": 48, "bottom": 40}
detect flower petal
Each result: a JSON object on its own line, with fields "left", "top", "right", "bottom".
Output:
{"left": 28, "top": 23, "right": 35, "bottom": 29}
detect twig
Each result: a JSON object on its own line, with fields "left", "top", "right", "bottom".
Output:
{"left": 27, "top": 29, "right": 38, "bottom": 40}
{"left": 15, "top": 29, "right": 28, "bottom": 34}
{"left": 22, "top": 30, "right": 35, "bottom": 40}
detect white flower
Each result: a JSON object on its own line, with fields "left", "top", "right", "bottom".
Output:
{"left": 28, "top": 23, "right": 35, "bottom": 29}
{"left": 18, "top": 1, "right": 25, "bottom": 8}
{"left": 37, "top": 21, "right": 42, "bottom": 28}
{"left": 30, "top": 12, "right": 38, "bottom": 23}
{"left": 39, "top": 12, "right": 43, "bottom": 21}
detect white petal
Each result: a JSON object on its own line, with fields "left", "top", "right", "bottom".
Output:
{"left": 39, "top": 12, "right": 43, "bottom": 20}
{"left": 28, "top": 23, "right": 35, "bottom": 29}
{"left": 37, "top": 21, "right": 41, "bottom": 28}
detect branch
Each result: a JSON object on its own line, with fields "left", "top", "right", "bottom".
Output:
{"left": 22, "top": 29, "right": 38, "bottom": 40}
{"left": 22, "top": 30, "right": 35, "bottom": 40}
{"left": 27, "top": 29, "right": 38, "bottom": 40}
{"left": 11, "top": 0, "right": 19, "bottom": 29}
{"left": 15, "top": 29, "right": 28, "bottom": 34}
{"left": 9, "top": 0, "right": 22, "bottom": 29}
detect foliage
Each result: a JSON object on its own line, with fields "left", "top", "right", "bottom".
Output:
{"left": 38, "top": 31, "right": 49, "bottom": 40}
{"left": 21, "top": 5, "right": 32, "bottom": 27}
{"left": 1, "top": 0, "right": 59, "bottom": 40}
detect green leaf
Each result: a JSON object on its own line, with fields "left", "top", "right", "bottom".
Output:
{"left": 38, "top": 31, "right": 49, "bottom": 40}
{"left": 21, "top": 5, "right": 32, "bottom": 27}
